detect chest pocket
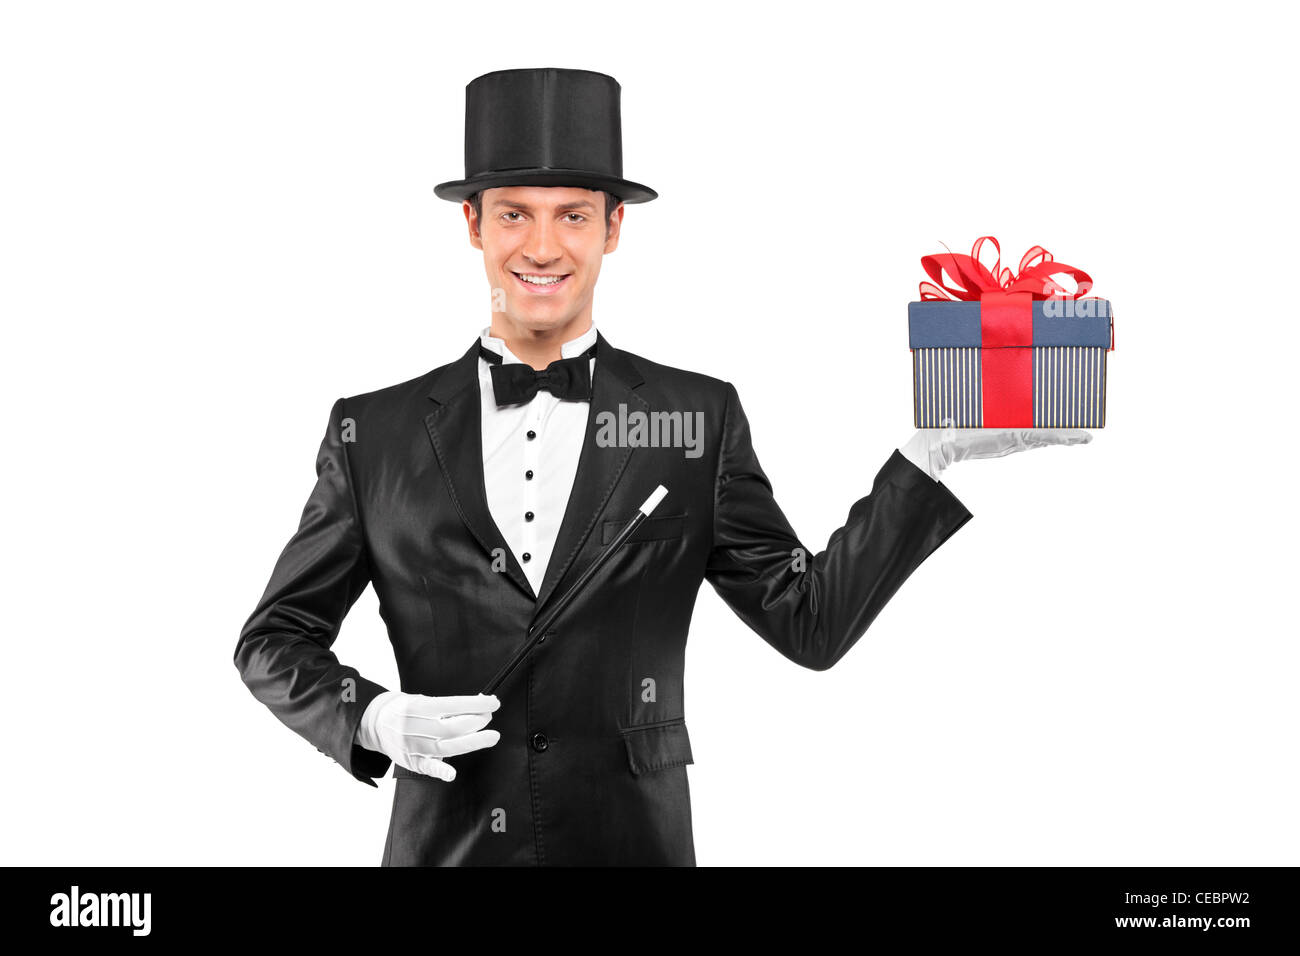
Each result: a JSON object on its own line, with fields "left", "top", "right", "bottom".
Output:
{"left": 621, "top": 718, "right": 694, "bottom": 775}
{"left": 601, "top": 513, "right": 686, "bottom": 545}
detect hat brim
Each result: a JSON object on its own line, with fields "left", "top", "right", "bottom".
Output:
{"left": 434, "top": 167, "right": 657, "bottom": 204}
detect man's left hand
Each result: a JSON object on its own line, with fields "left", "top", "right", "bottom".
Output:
{"left": 900, "top": 428, "right": 1092, "bottom": 481}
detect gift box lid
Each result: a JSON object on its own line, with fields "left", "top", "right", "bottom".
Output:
{"left": 908, "top": 298, "right": 1113, "bottom": 349}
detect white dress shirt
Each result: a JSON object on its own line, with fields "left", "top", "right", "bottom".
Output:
{"left": 478, "top": 323, "right": 598, "bottom": 594}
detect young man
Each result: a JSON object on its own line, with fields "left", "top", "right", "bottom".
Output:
{"left": 234, "top": 68, "right": 1088, "bottom": 866}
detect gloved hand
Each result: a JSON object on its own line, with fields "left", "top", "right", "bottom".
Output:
{"left": 354, "top": 690, "right": 501, "bottom": 781}
{"left": 899, "top": 427, "right": 1092, "bottom": 481}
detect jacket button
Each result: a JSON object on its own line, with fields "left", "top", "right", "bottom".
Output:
{"left": 530, "top": 732, "right": 549, "bottom": 752}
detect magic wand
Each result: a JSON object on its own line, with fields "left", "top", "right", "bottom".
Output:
{"left": 480, "top": 484, "right": 669, "bottom": 695}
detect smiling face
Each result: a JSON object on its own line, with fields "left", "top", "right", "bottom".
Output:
{"left": 467, "top": 185, "right": 623, "bottom": 346}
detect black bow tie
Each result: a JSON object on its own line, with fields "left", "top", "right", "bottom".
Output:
{"left": 479, "top": 341, "right": 597, "bottom": 407}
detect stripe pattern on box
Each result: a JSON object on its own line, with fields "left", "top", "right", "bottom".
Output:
{"left": 913, "top": 346, "right": 1106, "bottom": 427}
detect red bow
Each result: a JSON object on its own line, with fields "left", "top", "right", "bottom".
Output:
{"left": 919, "top": 236, "right": 1093, "bottom": 301}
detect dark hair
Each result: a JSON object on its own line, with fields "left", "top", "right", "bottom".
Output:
{"left": 469, "top": 189, "right": 621, "bottom": 238}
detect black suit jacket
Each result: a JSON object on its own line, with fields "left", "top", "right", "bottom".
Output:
{"left": 234, "top": 332, "right": 973, "bottom": 865}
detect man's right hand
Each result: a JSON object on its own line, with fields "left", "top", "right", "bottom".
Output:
{"left": 355, "top": 691, "right": 501, "bottom": 781}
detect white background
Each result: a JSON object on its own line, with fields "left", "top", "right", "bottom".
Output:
{"left": 3, "top": 1, "right": 1296, "bottom": 866}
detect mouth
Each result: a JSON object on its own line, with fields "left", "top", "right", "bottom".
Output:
{"left": 512, "top": 270, "right": 572, "bottom": 295}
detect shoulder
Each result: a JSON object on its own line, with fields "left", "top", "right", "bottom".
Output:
{"left": 319, "top": 347, "right": 473, "bottom": 456}
{"left": 337, "top": 345, "right": 473, "bottom": 418}
{"left": 615, "top": 344, "right": 735, "bottom": 403}
{"left": 340, "top": 367, "right": 440, "bottom": 414}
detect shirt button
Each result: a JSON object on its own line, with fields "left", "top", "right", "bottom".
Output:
{"left": 525, "top": 470, "right": 534, "bottom": 480}
{"left": 530, "top": 732, "right": 549, "bottom": 753}
{"left": 525, "top": 511, "right": 535, "bottom": 522}
{"left": 526, "top": 430, "right": 536, "bottom": 440}
{"left": 522, "top": 552, "right": 531, "bottom": 562}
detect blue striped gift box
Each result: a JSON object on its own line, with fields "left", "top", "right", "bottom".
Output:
{"left": 911, "top": 346, "right": 1107, "bottom": 427}
{"left": 908, "top": 299, "right": 1112, "bottom": 428}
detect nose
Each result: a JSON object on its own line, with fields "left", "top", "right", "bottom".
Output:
{"left": 521, "top": 216, "right": 562, "bottom": 268}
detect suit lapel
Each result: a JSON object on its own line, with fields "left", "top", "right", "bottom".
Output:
{"left": 530, "top": 331, "right": 648, "bottom": 624}
{"left": 424, "top": 340, "right": 536, "bottom": 601}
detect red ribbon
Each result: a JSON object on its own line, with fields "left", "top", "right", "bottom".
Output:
{"left": 918, "top": 237, "right": 1095, "bottom": 427}
{"left": 918, "top": 236, "right": 1093, "bottom": 302}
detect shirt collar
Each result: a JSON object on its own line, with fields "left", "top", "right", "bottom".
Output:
{"left": 478, "top": 323, "right": 598, "bottom": 365}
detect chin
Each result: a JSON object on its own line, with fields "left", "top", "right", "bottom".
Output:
{"left": 504, "top": 313, "right": 569, "bottom": 334}
{"left": 512, "top": 305, "right": 573, "bottom": 324}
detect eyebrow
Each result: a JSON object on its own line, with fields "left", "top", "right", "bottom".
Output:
{"left": 491, "top": 199, "right": 597, "bottom": 213}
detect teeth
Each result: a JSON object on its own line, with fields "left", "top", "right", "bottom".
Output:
{"left": 517, "top": 273, "right": 566, "bottom": 285}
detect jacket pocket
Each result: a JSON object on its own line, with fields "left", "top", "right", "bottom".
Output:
{"left": 621, "top": 718, "right": 694, "bottom": 775}
{"left": 601, "top": 513, "right": 686, "bottom": 545}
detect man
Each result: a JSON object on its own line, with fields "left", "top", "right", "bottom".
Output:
{"left": 234, "top": 68, "right": 1088, "bottom": 866}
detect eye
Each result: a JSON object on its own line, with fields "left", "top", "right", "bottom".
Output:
{"left": 565, "top": 213, "right": 585, "bottom": 222}
{"left": 502, "top": 211, "right": 524, "bottom": 222}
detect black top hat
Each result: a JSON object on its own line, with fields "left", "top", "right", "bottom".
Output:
{"left": 434, "top": 68, "right": 657, "bottom": 205}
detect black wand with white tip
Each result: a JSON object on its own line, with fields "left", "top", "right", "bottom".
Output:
{"left": 480, "top": 484, "right": 669, "bottom": 696}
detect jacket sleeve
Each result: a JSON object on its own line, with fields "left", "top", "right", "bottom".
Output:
{"left": 704, "top": 382, "right": 973, "bottom": 671}
{"left": 234, "top": 397, "right": 393, "bottom": 786}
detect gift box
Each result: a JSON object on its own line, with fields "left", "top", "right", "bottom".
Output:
{"left": 908, "top": 237, "right": 1114, "bottom": 428}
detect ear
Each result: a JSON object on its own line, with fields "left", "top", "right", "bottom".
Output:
{"left": 603, "top": 201, "right": 625, "bottom": 254}
{"left": 465, "top": 200, "right": 483, "bottom": 250}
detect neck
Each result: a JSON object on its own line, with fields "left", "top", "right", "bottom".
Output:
{"left": 489, "top": 314, "right": 593, "bottom": 369}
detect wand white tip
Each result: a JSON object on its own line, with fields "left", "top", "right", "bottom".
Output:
{"left": 639, "top": 485, "right": 668, "bottom": 516}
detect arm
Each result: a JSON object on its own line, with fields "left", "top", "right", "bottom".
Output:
{"left": 233, "top": 397, "right": 393, "bottom": 786}
{"left": 704, "top": 383, "right": 973, "bottom": 671}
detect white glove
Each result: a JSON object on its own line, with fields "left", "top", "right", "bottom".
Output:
{"left": 355, "top": 690, "right": 501, "bottom": 781}
{"left": 899, "top": 427, "right": 1092, "bottom": 481}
